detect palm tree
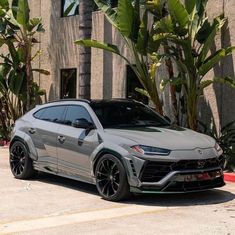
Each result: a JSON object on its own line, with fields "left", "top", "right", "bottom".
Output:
{"left": 78, "top": 0, "right": 93, "bottom": 99}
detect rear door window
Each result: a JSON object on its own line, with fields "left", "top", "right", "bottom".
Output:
{"left": 34, "top": 106, "right": 66, "bottom": 124}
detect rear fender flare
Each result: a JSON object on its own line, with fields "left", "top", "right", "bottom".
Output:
{"left": 10, "top": 130, "right": 38, "bottom": 161}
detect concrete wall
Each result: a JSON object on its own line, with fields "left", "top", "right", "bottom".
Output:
{"left": 200, "top": 0, "right": 235, "bottom": 127}
{"left": 25, "top": 0, "right": 235, "bottom": 126}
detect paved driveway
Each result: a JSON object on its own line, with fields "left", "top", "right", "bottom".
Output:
{"left": 0, "top": 148, "right": 235, "bottom": 235}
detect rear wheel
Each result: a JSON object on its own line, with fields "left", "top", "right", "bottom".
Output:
{"left": 95, "top": 154, "right": 130, "bottom": 201}
{"left": 10, "top": 141, "right": 35, "bottom": 179}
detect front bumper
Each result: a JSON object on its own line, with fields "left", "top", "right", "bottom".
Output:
{"left": 126, "top": 156, "right": 225, "bottom": 193}
{"left": 134, "top": 169, "right": 225, "bottom": 193}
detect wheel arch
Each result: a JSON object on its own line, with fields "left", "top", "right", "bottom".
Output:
{"left": 10, "top": 135, "right": 38, "bottom": 161}
{"left": 92, "top": 148, "right": 130, "bottom": 180}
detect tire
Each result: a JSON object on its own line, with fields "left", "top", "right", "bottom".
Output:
{"left": 95, "top": 154, "right": 130, "bottom": 201}
{"left": 9, "top": 141, "right": 35, "bottom": 179}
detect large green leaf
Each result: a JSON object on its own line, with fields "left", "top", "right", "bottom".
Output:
{"left": 136, "top": 10, "right": 149, "bottom": 55}
{"left": 145, "top": 0, "right": 165, "bottom": 18}
{"left": 198, "top": 80, "right": 213, "bottom": 95}
{"left": 155, "top": 15, "right": 174, "bottom": 33}
{"left": 8, "top": 70, "right": 25, "bottom": 96}
{"left": 131, "top": 0, "right": 141, "bottom": 42}
{"left": 64, "top": 1, "right": 76, "bottom": 17}
{"left": 199, "top": 47, "right": 235, "bottom": 76}
{"left": 167, "top": 0, "right": 189, "bottom": 31}
{"left": 75, "top": 39, "right": 121, "bottom": 55}
{"left": 32, "top": 69, "right": 50, "bottom": 75}
{"left": 197, "top": 15, "right": 226, "bottom": 65}
{"left": 94, "top": 0, "right": 118, "bottom": 28}
{"left": 185, "top": 0, "right": 197, "bottom": 14}
{"left": 6, "top": 40, "right": 19, "bottom": 69}
{"left": 0, "top": 0, "right": 9, "bottom": 9}
{"left": 195, "top": 19, "right": 212, "bottom": 44}
{"left": 27, "top": 18, "right": 41, "bottom": 32}
{"left": 213, "top": 76, "right": 235, "bottom": 88}
{"left": 160, "top": 76, "right": 185, "bottom": 91}
{"left": 198, "top": 76, "right": 235, "bottom": 100}
{"left": 135, "top": 87, "right": 150, "bottom": 98}
{"left": 16, "top": 0, "right": 29, "bottom": 29}
{"left": 117, "top": 0, "right": 135, "bottom": 38}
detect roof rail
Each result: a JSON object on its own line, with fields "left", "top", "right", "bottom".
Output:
{"left": 46, "top": 98, "right": 90, "bottom": 104}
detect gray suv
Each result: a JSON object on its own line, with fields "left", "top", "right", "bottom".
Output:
{"left": 10, "top": 99, "right": 225, "bottom": 201}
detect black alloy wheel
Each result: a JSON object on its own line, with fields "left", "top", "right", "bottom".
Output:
{"left": 95, "top": 154, "right": 130, "bottom": 201}
{"left": 10, "top": 141, "right": 35, "bottom": 179}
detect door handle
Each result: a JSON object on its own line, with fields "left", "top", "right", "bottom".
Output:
{"left": 57, "top": 135, "right": 66, "bottom": 143}
{"left": 29, "top": 128, "right": 36, "bottom": 134}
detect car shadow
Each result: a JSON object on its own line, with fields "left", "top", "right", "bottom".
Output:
{"left": 125, "top": 189, "right": 235, "bottom": 207}
{"left": 32, "top": 172, "right": 235, "bottom": 207}
{"left": 32, "top": 172, "right": 98, "bottom": 195}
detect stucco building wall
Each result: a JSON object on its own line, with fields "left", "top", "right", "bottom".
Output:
{"left": 26, "top": 0, "right": 235, "bottom": 126}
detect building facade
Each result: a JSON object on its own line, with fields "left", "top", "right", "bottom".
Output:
{"left": 30, "top": 0, "right": 235, "bottom": 127}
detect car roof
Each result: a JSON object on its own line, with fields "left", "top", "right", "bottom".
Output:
{"left": 46, "top": 98, "right": 137, "bottom": 105}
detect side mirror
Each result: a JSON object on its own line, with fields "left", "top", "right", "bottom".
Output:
{"left": 72, "top": 119, "right": 95, "bottom": 130}
{"left": 163, "top": 115, "right": 171, "bottom": 124}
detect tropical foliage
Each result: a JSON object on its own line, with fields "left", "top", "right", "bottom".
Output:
{"left": 0, "top": 0, "right": 49, "bottom": 140}
{"left": 76, "top": 0, "right": 164, "bottom": 114}
{"left": 156, "top": 0, "right": 235, "bottom": 129}
{"left": 199, "top": 120, "right": 235, "bottom": 172}
{"left": 75, "top": 0, "right": 235, "bottom": 126}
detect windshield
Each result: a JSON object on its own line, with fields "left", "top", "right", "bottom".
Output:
{"left": 90, "top": 101, "right": 169, "bottom": 128}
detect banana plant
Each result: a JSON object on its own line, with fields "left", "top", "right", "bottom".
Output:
{"left": 154, "top": 0, "right": 235, "bottom": 130}
{"left": 0, "top": 0, "right": 49, "bottom": 111}
{"left": 75, "top": 0, "right": 164, "bottom": 114}
{"left": 199, "top": 119, "right": 235, "bottom": 172}
{"left": 0, "top": 0, "right": 48, "bottom": 139}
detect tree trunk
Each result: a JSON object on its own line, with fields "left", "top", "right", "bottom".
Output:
{"left": 79, "top": 0, "right": 93, "bottom": 99}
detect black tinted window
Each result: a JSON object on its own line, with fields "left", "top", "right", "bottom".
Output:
{"left": 37, "top": 106, "right": 66, "bottom": 123}
{"left": 91, "top": 102, "right": 169, "bottom": 128}
{"left": 64, "top": 105, "right": 92, "bottom": 126}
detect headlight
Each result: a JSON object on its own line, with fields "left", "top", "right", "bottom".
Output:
{"left": 215, "top": 142, "right": 222, "bottom": 152}
{"left": 131, "top": 145, "right": 171, "bottom": 156}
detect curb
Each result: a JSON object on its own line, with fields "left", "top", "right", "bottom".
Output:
{"left": 224, "top": 173, "right": 235, "bottom": 183}
{"left": 0, "top": 145, "right": 9, "bottom": 149}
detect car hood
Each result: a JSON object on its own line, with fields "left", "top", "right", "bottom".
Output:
{"left": 104, "top": 126, "right": 215, "bottom": 150}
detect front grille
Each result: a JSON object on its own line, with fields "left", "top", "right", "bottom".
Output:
{"left": 140, "top": 161, "right": 173, "bottom": 182}
{"left": 140, "top": 156, "right": 223, "bottom": 183}
{"left": 164, "top": 177, "right": 225, "bottom": 192}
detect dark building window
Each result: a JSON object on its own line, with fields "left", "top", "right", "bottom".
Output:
{"left": 61, "top": 0, "right": 79, "bottom": 17}
{"left": 60, "top": 69, "right": 77, "bottom": 99}
{"left": 106, "top": 0, "right": 118, "bottom": 8}
{"left": 126, "top": 65, "right": 148, "bottom": 104}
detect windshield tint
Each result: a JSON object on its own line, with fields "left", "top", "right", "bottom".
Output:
{"left": 90, "top": 101, "right": 169, "bottom": 128}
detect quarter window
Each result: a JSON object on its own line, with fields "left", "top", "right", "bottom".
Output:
{"left": 33, "top": 109, "right": 46, "bottom": 119}
{"left": 64, "top": 105, "right": 92, "bottom": 126}
{"left": 61, "top": 0, "right": 79, "bottom": 17}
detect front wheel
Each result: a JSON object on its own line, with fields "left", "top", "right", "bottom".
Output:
{"left": 95, "top": 154, "right": 130, "bottom": 201}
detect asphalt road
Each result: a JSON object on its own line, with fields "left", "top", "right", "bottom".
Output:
{"left": 0, "top": 148, "right": 235, "bottom": 235}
